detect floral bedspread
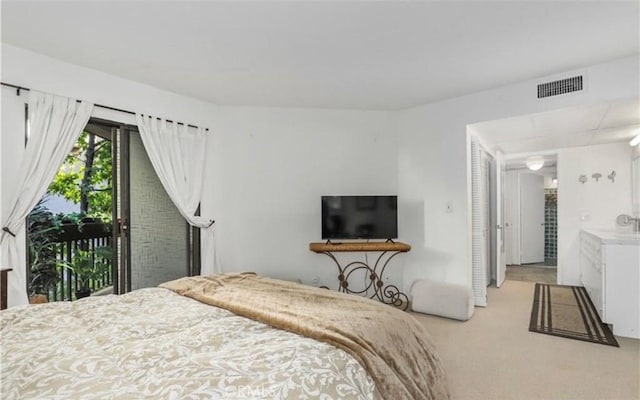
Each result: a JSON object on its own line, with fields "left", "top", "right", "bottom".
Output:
{"left": 0, "top": 288, "right": 376, "bottom": 399}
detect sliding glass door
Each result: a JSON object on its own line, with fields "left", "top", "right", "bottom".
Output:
{"left": 126, "top": 127, "right": 190, "bottom": 290}
{"left": 108, "top": 121, "right": 199, "bottom": 294}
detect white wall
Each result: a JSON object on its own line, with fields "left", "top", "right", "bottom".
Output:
{"left": 206, "top": 107, "right": 397, "bottom": 287}
{"left": 1, "top": 45, "right": 217, "bottom": 128}
{"left": 397, "top": 56, "right": 639, "bottom": 290}
{"left": 543, "top": 173, "right": 558, "bottom": 190}
{"left": 0, "top": 87, "right": 28, "bottom": 281}
{"left": 557, "top": 142, "right": 634, "bottom": 284}
{"left": 0, "top": 88, "right": 26, "bottom": 216}
{"left": 1, "top": 44, "right": 397, "bottom": 293}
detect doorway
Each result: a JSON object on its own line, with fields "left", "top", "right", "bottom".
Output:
{"left": 468, "top": 100, "right": 640, "bottom": 295}
{"left": 503, "top": 155, "right": 557, "bottom": 285}
{"left": 469, "top": 139, "right": 557, "bottom": 305}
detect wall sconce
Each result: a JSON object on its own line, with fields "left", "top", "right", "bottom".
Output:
{"left": 526, "top": 156, "right": 544, "bottom": 171}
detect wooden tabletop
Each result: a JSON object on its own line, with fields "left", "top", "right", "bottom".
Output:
{"left": 309, "top": 241, "right": 411, "bottom": 253}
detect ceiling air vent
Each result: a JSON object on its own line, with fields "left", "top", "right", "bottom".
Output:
{"left": 537, "top": 76, "right": 583, "bottom": 98}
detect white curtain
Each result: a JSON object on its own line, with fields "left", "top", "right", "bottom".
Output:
{"left": 0, "top": 91, "right": 93, "bottom": 307}
{"left": 135, "top": 114, "right": 217, "bottom": 275}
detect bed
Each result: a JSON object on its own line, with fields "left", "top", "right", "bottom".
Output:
{"left": 0, "top": 273, "right": 449, "bottom": 399}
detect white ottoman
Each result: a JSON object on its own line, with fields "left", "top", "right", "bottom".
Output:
{"left": 410, "top": 279, "right": 474, "bottom": 321}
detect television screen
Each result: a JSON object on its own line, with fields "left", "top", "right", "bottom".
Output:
{"left": 321, "top": 195, "right": 398, "bottom": 240}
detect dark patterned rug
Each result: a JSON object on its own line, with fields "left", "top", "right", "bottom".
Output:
{"left": 529, "top": 283, "right": 618, "bottom": 347}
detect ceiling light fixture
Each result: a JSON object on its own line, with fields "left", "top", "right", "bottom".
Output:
{"left": 526, "top": 156, "right": 544, "bottom": 171}
{"left": 630, "top": 133, "right": 640, "bottom": 147}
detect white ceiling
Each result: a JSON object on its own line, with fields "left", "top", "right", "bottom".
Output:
{"left": 1, "top": 1, "right": 638, "bottom": 110}
{"left": 472, "top": 99, "right": 640, "bottom": 154}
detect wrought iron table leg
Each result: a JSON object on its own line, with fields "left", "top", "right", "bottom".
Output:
{"left": 319, "top": 251, "right": 409, "bottom": 310}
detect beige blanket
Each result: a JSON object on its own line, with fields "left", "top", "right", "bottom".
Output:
{"left": 161, "top": 273, "right": 450, "bottom": 400}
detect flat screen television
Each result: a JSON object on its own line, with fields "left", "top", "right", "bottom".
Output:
{"left": 321, "top": 195, "right": 397, "bottom": 240}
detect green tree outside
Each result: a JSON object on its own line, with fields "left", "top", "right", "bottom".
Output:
{"left": 47, "top": 131, "right": 112, "bottom": 223}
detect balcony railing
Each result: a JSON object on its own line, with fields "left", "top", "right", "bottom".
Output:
{"left": 30, "top": 222, "right": 113, "bottom": 302}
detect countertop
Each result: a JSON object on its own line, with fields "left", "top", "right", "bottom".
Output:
{"left": 581, "top": 229, "right": 640, "bottom": 245}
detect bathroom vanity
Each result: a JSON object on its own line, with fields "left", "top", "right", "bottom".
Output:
{"left": 580, "top": 229, "right": 640, "bottom": 339}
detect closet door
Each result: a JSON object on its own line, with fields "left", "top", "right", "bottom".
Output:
{"left": 470, "top": 137, "right": 487, "bottom": 306}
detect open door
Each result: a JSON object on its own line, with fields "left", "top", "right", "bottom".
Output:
{"left": 495, "top": 151, "right": 506, "bottom": 287}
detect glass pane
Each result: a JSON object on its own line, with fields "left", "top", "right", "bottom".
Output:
{"left": 128, "top": 132, "right": 188, "bottom": 290}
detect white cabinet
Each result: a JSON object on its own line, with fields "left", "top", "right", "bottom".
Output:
{"left": 580, "top": 233, "right": 604, "bottom": 319}
{"left": 580, "top": 230, "right": 640, "bottom": 339}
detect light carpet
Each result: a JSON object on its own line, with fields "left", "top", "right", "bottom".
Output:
{"left": 411, "top": 280, "right": 639, "bottom": 400}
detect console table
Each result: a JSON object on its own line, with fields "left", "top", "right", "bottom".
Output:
{"left": 309, "top": 241, "right": 411, "bottom": 310}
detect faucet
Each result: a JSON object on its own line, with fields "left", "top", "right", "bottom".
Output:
{"left": 617, "top": 214, "right": 640, "bottom": 232}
